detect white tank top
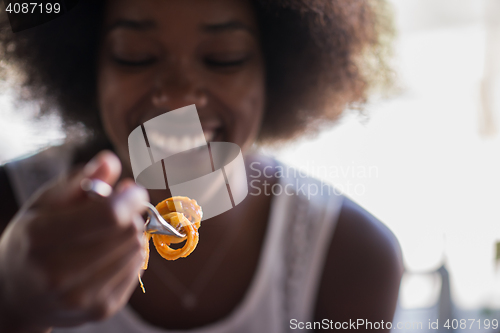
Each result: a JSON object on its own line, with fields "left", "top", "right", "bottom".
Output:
{"left": 5, "top": 146, "right": 344, "bottom": 333}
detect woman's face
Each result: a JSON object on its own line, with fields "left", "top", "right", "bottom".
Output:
{"left": 98, "top": 0, "right": 265, "bottom": 174}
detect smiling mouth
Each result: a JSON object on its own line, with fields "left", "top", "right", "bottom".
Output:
{"left": 147, "top": 129, "right": 220, "bottom": 155}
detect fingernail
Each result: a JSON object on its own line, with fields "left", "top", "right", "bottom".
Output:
{"left": 113, "top": 186, "right": 149, "bottom": 225}
{"left": 115, "top": 181, "right": 135, "bottom": 194}
{"left": 83, "top": 155, "right": 102, "bottom": 177}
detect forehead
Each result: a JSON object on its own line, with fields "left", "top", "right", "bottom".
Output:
{"left": 104, "top": 0, "right": 258, "bottom": 30}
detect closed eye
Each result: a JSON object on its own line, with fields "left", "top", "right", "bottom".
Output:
{"left": 204, "top": 57, "right": 250, "bottom": 69}
{"left": 112, "top": 57, "right": 157, "bottom": 67}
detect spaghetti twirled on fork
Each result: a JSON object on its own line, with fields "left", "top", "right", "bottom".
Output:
{"left": 139, "top": 196, "right": 203, "bottom": 292}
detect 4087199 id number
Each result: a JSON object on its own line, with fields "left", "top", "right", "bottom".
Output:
{"left": 443, "top": 318, "right": 498, "bottom": 330}
{"left": 5, "top": 2, "right": 61, "bottom": 14}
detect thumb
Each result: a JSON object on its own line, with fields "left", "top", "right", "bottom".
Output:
{"left": 82, "top": 150, "right": 122, "bottom": 185}
{"left": 28, "top": 150, "right": 122, "bottom": 209}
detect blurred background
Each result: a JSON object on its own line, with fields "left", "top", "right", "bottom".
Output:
{"left": 1, "top": 0, "right": 500, "bottom": 331}
{"left": 275, "top": 0, "right": 500, "bottom": 331}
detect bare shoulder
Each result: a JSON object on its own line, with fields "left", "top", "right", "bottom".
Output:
{"left": 314, "top": 196, "right": 403, "bottom": 330}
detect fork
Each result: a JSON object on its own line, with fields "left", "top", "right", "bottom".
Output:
{"left": 80, "top": 178, "right": 185, "bottom": 238}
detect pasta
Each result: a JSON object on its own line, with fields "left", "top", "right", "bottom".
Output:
{"left": 139, "top": 196, "right": 203, "bottom": 292}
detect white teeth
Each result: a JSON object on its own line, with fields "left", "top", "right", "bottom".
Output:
{"left": 148, "top": 131, "right": 208, "bottom": 155}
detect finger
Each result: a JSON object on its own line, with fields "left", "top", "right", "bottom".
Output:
{"left": 10, "top": 235, "right": 142, "bottom": 328}
{"left": 29, "top": 151, "right": 122, "bottom": 209}
{"left": 54, "top": 182, "right": 147, "bottom": 282}
{"left": 73, "top": 180, "right": 148, "bottom": 233}
{"left": 59, "top": 239, "right": 144, "bottom": 321}
{"left": 109, "top": 258, "right": 144, "bottom": 305}
{"left": 24, "top": 181, "right": 148, "bottom": 251}
{"left": 34, "top": 219, "right": 142, "bottom": 275}
{"left": 34, "top": 218, "right": 143, "bottom": 301}
{"left": 93, "top": 248, "right": 144, "bottom": 313}
{"left": 76, "top": 251, "right": 143, "bottom": 323}
{"left": 104, "top": 256, "right": 144, "bottom": 316}
{"left": 82, "top": 150, "right": 122, "bottom": 185}
{"left": 112, "top": 179, "right": 149, "bottom": 229}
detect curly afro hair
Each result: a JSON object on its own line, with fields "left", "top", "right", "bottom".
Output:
{"left": 0, "top": 0, "right": 394, "bottom": 146}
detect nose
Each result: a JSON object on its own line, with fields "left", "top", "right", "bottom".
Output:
{"left": 151, "top": 62, "right": 208, "bottom": 110}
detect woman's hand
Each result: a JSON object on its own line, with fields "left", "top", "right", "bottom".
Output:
{"left": 0, "top": 151, "right": 149, "bottom": 332}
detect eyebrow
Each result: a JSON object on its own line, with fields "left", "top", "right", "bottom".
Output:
{"left": 202, "top": 20, "right": 255, "bottom": 35}
{"left": 106, "top": 19, "right": 157, "bottom": 33}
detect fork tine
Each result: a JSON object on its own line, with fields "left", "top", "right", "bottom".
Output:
{"left": 143, "top": 203, "right": 186, "bottom": 238}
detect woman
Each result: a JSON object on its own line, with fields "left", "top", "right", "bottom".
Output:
{"left": 0, "top": 0, "right": 403, "bottom": 332}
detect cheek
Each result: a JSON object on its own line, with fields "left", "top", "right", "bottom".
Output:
{"left": 215, "top": 64, "right": 265, "bottom": 132}
{"left": 235, "top": 66, "right": 266, "bottom": 143}
{"left": 98, "top": 66, "right": 152, "bottom": 144}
